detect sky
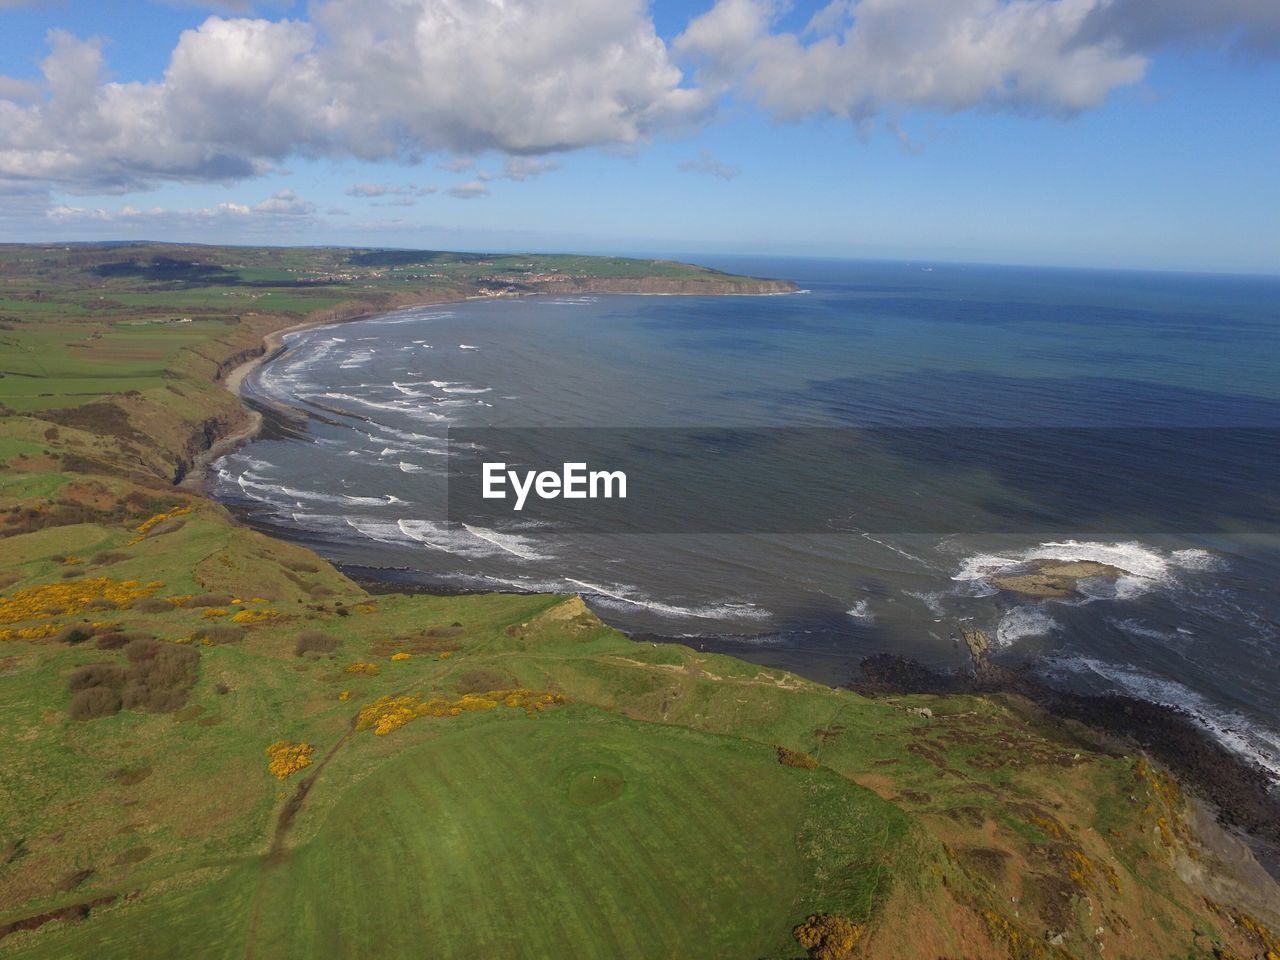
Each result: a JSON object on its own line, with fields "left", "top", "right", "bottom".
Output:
{"left": 0, "top": 0, "right": 1277, "bottom": 273}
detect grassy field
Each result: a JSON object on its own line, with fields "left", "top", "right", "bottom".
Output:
{"left": 0, "top": 244, "right": 1276, "bottom": 960}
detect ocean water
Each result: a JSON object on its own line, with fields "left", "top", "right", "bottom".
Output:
{"left": 210, "top": 257, "right": 1280, "bottom": 780}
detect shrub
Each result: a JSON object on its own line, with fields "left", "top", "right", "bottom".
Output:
{"left": 455, "top": 669, "right": 513, "bottom": 694}
{"left": 265, "top": 741, "right": 314, "bottom": 779}
{"left": 68, "top": 663, "right": 127, "bottom": 691}
{"left": 192, "top": 625, "right": 246, "bottom": 645}
{"left": 95, "top": 631, "right": 150, "bottom": 651}
{"left": 181, "top": 594, "right": 232, "bottom": 609}
{"left": 91, "top": 551, "right": 130, "bottom": 566}
{"left": 134, "top": 598, "right": 175, "bottom": 614}
{"left": 69, "top": 686, "right": 122, "bottom": 720}
{"left": 295, "top": 632, "right": 339, "bottom": 657}
{"left": 777, "top": 746, "right": 819, "bottom": 770}
{"left": 85, "top": 599, "right": 118, "bottom": 612}
{"left": 230, "top": 608, "right": 277, "bottom": 624}
{"left": 56, "top": 624, "right": 95, "bottom": 645}
{"left": 793, "top": 915, "right": 863, "bottom": 960}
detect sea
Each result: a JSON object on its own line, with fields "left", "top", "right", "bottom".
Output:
{"left": 208, "top": 256, "right": 1280, "bottom": 782}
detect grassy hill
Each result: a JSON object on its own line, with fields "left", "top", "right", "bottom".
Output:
{"left": 0, "top": 244, "right": 1276, "bottom": 960}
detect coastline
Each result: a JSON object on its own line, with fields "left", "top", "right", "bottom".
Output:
{"left": 180, "top": 281, "right": 802, "bottom": 490}
{"left": 195, "top": 282, "right": 1280, "bottom": 893}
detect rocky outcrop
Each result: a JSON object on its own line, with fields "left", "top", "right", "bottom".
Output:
{"left": 173, "top": 412, "right": 247, "bottom": 484}
{"left": 213, "top": 344, "right": 265, "bottom": 382}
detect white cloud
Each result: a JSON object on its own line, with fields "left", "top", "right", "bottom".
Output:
{"left": 436, "top": 157, "right": 475, "bottom": 173}
{"left": 0, "top": 76, "right": 40, "bottom": 102}
{"left": 448, "top": 181, "right": 490, "bottom": 200}
{"left": 494, "top": 157, "right": 560, "bottom": 182}
{"left": 346, "top": 182, "right": 435, "bottom": 198}
{"left": 252, "top": 188, "right": 314, "bottom": 215}
{"left": 346, "top": 183, "right": 404, "bottom": 198}
{"left": 0, "top": 0, "right": 708, "bottom": 193}
{"left": 44, "top": 188, "right": 317, "bottom": 225}
{"left": 2, "top": 0, "right": 1273, "bottom": 203}
{"left": 675, "top": 0, "right": 1150, "bottom": 123}
{"left": 678, "top": 148, "right": 740, "bottom": 180}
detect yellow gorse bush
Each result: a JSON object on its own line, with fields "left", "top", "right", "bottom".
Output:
{"left": 201, "top": 608, "right": 228, "bottom": 619}
{"left": 390, "top": 652, "right": 411, "bottom": 661}
{"left": 0, "top": 577, "right": 159, "bottom": 627}
{"left": 264, "top": 740, "right": 314, "bottom": 780}
{"left": 344, "top": 662, "right": 381, "bottom": 676}
{"left": 356, "top": 689, "right": 566, "bottom": 736}
{"left": 129, "top": 505, "right": 194, "bottom": 543}
{"left": 231, "top": 608, "right": 278, "bottom": 624}
{"left": 0, "top": 624, "right": 60, "bottom": 641}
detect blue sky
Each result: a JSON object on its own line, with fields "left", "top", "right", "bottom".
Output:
{"left": 1, "top": 0, "right": 1277, "bottom": 273}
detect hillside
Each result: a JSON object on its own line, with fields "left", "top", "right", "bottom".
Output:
{"left": 0, "top": 244, "right": 1277, "bottom": 960}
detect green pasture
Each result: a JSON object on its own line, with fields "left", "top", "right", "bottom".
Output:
{"left": 5, "top": 707, "right": 913, "bottom": 960}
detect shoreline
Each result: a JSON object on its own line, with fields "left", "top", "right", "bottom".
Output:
{"left": 180, "top": 283, "right": 803, "bottom": 490}
{"left": 196, "top": 286, "right": 1280, "bottom": 889}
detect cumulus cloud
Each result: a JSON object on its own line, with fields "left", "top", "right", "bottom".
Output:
{"left": 447, "top": 181, "right": 490, "bottom": 200}
{"left": 675, "top": 0, "right": 1152, "bottom": 122}
{"left": 2, "top": 0, "right": 1274, "bottom": 200}
{"left": 0, "top": 0, "right": 707, "bottom": 193}
{"left": 252, "top": 188, "right": 314, "bottom": 215}
{"left": 678, "top": 148, "right": 740, "bottom": 180}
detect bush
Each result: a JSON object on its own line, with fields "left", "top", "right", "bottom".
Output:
{"left": 294, "top": 631, "right": 339, "bottom": 657}
{"left": 134, "top": 597, "right": 175, "bottom": 614}
{"left": 793, "top": 915, "right": 863, "bottom": 960}
{"left": 455, "top": 669, "right": 513, "bottom": 694}
{"left": 85, "top": 598, "right": 118, "bottom": 612}
{"left": 69, "top": 686, "right": 122, "bottom": 720}
{"left": 777, "top": 746, "right": 819, "bottom": 770}
{"left": 95, "top": 631, "right": 150, "bottom": 650}
{"left": 192, "top": 625, "right": 246, "bottom": 645}
{"left": 181, "top": 593, "right": 232, "bottom": 609}
{"left": 68, "top": 663, "right": 127, "bottom": 691}
{"left": 56, "top": 624, "right": 95, "bottom": 645}
{"left": 69, "top": 639, "right": 200, "bottom": 716}
{"left": 91, "top": 551, "right": 130, "bottom": 566}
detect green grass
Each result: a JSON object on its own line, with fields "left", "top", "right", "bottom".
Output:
{"left": 5, "top": 707, "right": 911, "bottom": 960}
